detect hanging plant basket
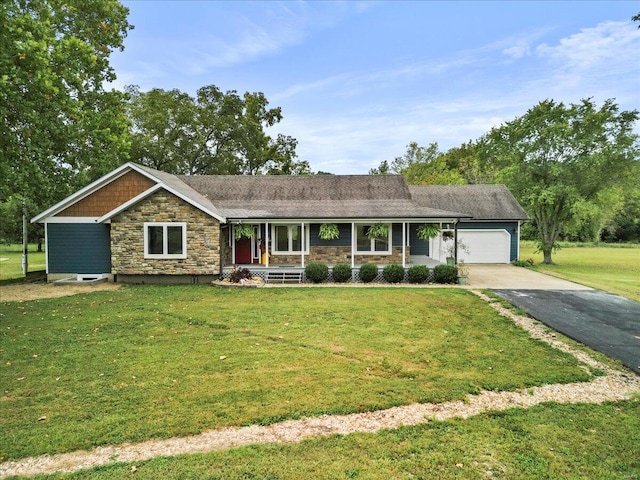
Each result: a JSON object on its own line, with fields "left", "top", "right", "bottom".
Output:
{"left": 318, "top": 223, "right": 340, "bottom": 240}
{"left": 366, "top": 223, "right": 389, "bottom": 239}
{"left": 234, "top": 224, "right": 253, "bottom": 240}
{"left": 416, "top": 223, "right": 441, "bottom": 240}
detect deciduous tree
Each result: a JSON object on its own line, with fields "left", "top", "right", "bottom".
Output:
{"left": 0, "top": 0, "right": 133, "bottom": 234}
{"left": 479, "top": 98, "right": 639, "bottom": 263}
{"left": 127, "top": 85, "right": 307, "bottom": 176}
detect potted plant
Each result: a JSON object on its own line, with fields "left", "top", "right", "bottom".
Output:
{"left": 366, "top": 223, "right": 389, "bottom": 239}
{"left": 457, "top": 260, "right": 469, "bottom": 285}
{"left": 318, "top": 223, "right": 340, "bottom": 240}
{"left": 444, "top": 235, "right": 470, "bottom": 266}
{"left": 234, "top": 224, "right": 253, "bottom": 240}
{"left": 416, "top": 223, "right": 440, "bottom": 240}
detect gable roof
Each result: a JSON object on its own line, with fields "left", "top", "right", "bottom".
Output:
{"left": 31, "top": 163, "right": 226, "bottom": 223}
{"left": 32, "top": 162, "right": 527, "bottom": 224}
{"left": 409, "top": 184, "right": 529, "bottom": 221}
{"left": 179, "top": 174, "right": 469, "bottom": 220}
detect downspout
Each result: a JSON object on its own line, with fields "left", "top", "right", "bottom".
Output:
{"left": 517, "top": 221, "right": 521, "bottom": 261}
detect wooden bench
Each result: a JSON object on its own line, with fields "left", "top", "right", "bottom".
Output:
{"left": 266, "top": 271, "right": 303, "bottom": 284}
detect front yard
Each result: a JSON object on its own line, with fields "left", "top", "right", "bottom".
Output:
{"left": 520, "top": 242, "right": 640, "bottom": 302}
{"left": 0, "top": 286, "right": 598, "bottom": 463}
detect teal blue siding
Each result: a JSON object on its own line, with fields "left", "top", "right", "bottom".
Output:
{"left": 48, "top": 223, "right": 111, "bottom": 273}
{"left": 309, "top": 223, "right": 352, "bottom": 247}
{"left": 409, "top": 223, "right": 430, "bottom": 255}
{"left": 459, "top": 221, "right": 519, "bottom": 261}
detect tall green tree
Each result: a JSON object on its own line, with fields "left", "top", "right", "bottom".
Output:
{"left": 479, "top": 98, "right": 639, "bottom": 263}
{"left": 386, "top": 142, "right": 466, "bottom": 185}
{"left": 0, "top": 0, "right": 133, "bottom": 234}
{"left": 127, "top": 85, "right": 308, "bottom": 175}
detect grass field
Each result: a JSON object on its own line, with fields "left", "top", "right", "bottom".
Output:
{"left": 519, "top": 242, "right": 640, "bottom": 302}
{"left": 0, "top": 287, "right": 596, "bottom": 462}
{"left": 30, "top": 401, "right": 640, "bottom": 479}
{"left": 0, "top": 244, "right": 46, "bottom": 282}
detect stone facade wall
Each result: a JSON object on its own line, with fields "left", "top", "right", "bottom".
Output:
{"left": 111, "top": 191, "right": 221, "bottom": 276}
{"left": 354, "top": 247, "right": 405, "bottom": 265}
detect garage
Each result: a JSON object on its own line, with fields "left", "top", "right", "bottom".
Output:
{"left": 458, "top": 229, "right": 511, "bottom": 264}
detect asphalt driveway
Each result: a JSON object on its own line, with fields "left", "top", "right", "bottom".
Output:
{"left": 492, "top": 289, "right": 640, "bottom": 374}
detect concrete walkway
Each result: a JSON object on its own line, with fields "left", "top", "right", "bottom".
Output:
{"left": 466, "top": 264, "right": 592, "bottom": 290}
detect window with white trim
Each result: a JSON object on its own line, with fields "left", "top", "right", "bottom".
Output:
{"left": 144, "top": 222, "right": 187, "bottom": 259}
{"left": 272, "top": 224, "right": 308, "bottom": 254}
{"left": 355, "top": 224, "right": 391, "bottom": 253}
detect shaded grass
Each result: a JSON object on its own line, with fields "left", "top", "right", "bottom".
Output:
{"left": 519, "top": 242, "right": 640, "bottom": 302}
{"left": 0, "top": 286, "right": 595, "bottom": 460}
{"left": 24, "top": 400, "right": 640, "bottom": 480}
{"left": 0, "top": 244, "right": 46, "bottom": 282}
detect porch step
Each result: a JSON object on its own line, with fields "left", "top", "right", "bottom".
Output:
{"left": 266, "top": 271, "right": 303, "bottom": 284}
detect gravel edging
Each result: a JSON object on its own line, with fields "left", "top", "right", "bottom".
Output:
{"left": 2, "top": 289, "right": 638, "bottom": 478}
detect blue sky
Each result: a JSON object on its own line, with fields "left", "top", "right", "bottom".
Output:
{"left": 110, "top": 1, "right": 640, "bottom": 174}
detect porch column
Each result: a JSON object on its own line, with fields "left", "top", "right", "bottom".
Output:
{"left": 231, "top": 224, "right": 236, "bottom": 264}
{"left": 301, "top": 222, "right": 305, "bottom": 269}
{"left": 351, "top": 222, "right": 355, "bottom": 269}
{"left": 402, "top": 222, "right": 406, "bottom": 268}
{"left": 265, "top": 222, "right": 269, "bottom": 267}
{"left": 438, "top": 222, "right": 443, "bottom": 263}
{"left": 453, "top": 221, "right": 459, "bottom": 265}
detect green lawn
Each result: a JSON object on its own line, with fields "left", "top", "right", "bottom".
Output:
{"left": 28, "top": 401, "right": 640, "bottom": 480}
{"left": 0, "top": 286, "right": 596, "bottom": 461}
{"left": 0, "top": 244, "right": 46, "bottom": 282}
{"left": 519, "top": 242, "right": 640, "bottom": 302}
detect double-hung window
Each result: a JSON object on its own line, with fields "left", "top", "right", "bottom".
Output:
{"left": 144, "top": 222, "right": 187, "bottom": 259}
{"left": 355, "top": 224, "right": 391, "bottom": 254}
{"left": 272, "top": 224, "right": 308, "bottom": 254}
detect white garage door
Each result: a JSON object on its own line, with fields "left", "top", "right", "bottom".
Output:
{"left": 458, "top": 230, "right": 511, "bottom": 264}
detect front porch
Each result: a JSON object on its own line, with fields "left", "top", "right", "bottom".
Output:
{"left": 221, "top": 255, "right": 443, "bottom": 283}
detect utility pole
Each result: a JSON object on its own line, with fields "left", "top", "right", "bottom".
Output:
{"left": 22, "top": 202, "right": 28, "bottom": 277}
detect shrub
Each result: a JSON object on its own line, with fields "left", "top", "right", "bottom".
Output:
{"left": 305, "top": 263, "right": 328, "bottom": 283}
{"left": 383, "top": 264, "right": 405, "bottom": 283}
{"left": 512, "top": 259, "right": 529, "bottom": 268}
{"left": 332, "top": 263, "right": 352, "bottom": 283}
{"left": 359, "top": 263, "right": 378, "bottom": 283}
{"left": 230, "top": 267, "right": 252, "bottom": 283}
{"left": 408, "top": 264, "right": 430, "bottom": 283}
{"left": 433, "top": 264, "right": 457, "bottom": 284}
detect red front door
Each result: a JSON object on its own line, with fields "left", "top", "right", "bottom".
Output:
{"left": 236, "top": 237, "right": 252, "bottom": 264}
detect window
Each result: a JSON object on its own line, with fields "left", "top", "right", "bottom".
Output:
{"left": 144, "top": 222, "right": 187, "bottom": 259}
{"left": 355, "top": 224, "right": 391, "bottom": 254}
{"left": 272, "top": 224, "right": 308, "bottom": 254}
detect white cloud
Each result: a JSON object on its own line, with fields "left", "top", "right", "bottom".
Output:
{"left": 535, "top": 21, "right": 639, "bottom": 69}
{"left": 503, "top": 43, "right": 531, "bottom": 59}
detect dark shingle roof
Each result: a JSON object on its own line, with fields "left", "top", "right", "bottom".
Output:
{"left": 132, "top": 164, "right": 526, "bottom": 221}
{"left": 179, "top": 175, "right": 468, "bottom": 219}
{"left": 179, "top": 174, "right": 411, "bottom": 201}
{"left": 409, "top": 185, "right": 529, "bottom": 221}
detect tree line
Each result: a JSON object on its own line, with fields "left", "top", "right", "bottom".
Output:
{"left": 369, "top": 98, "right": 639, "bottom": 263}
{"left": 1, "top": 1, "right": 638, "bottom": 264}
